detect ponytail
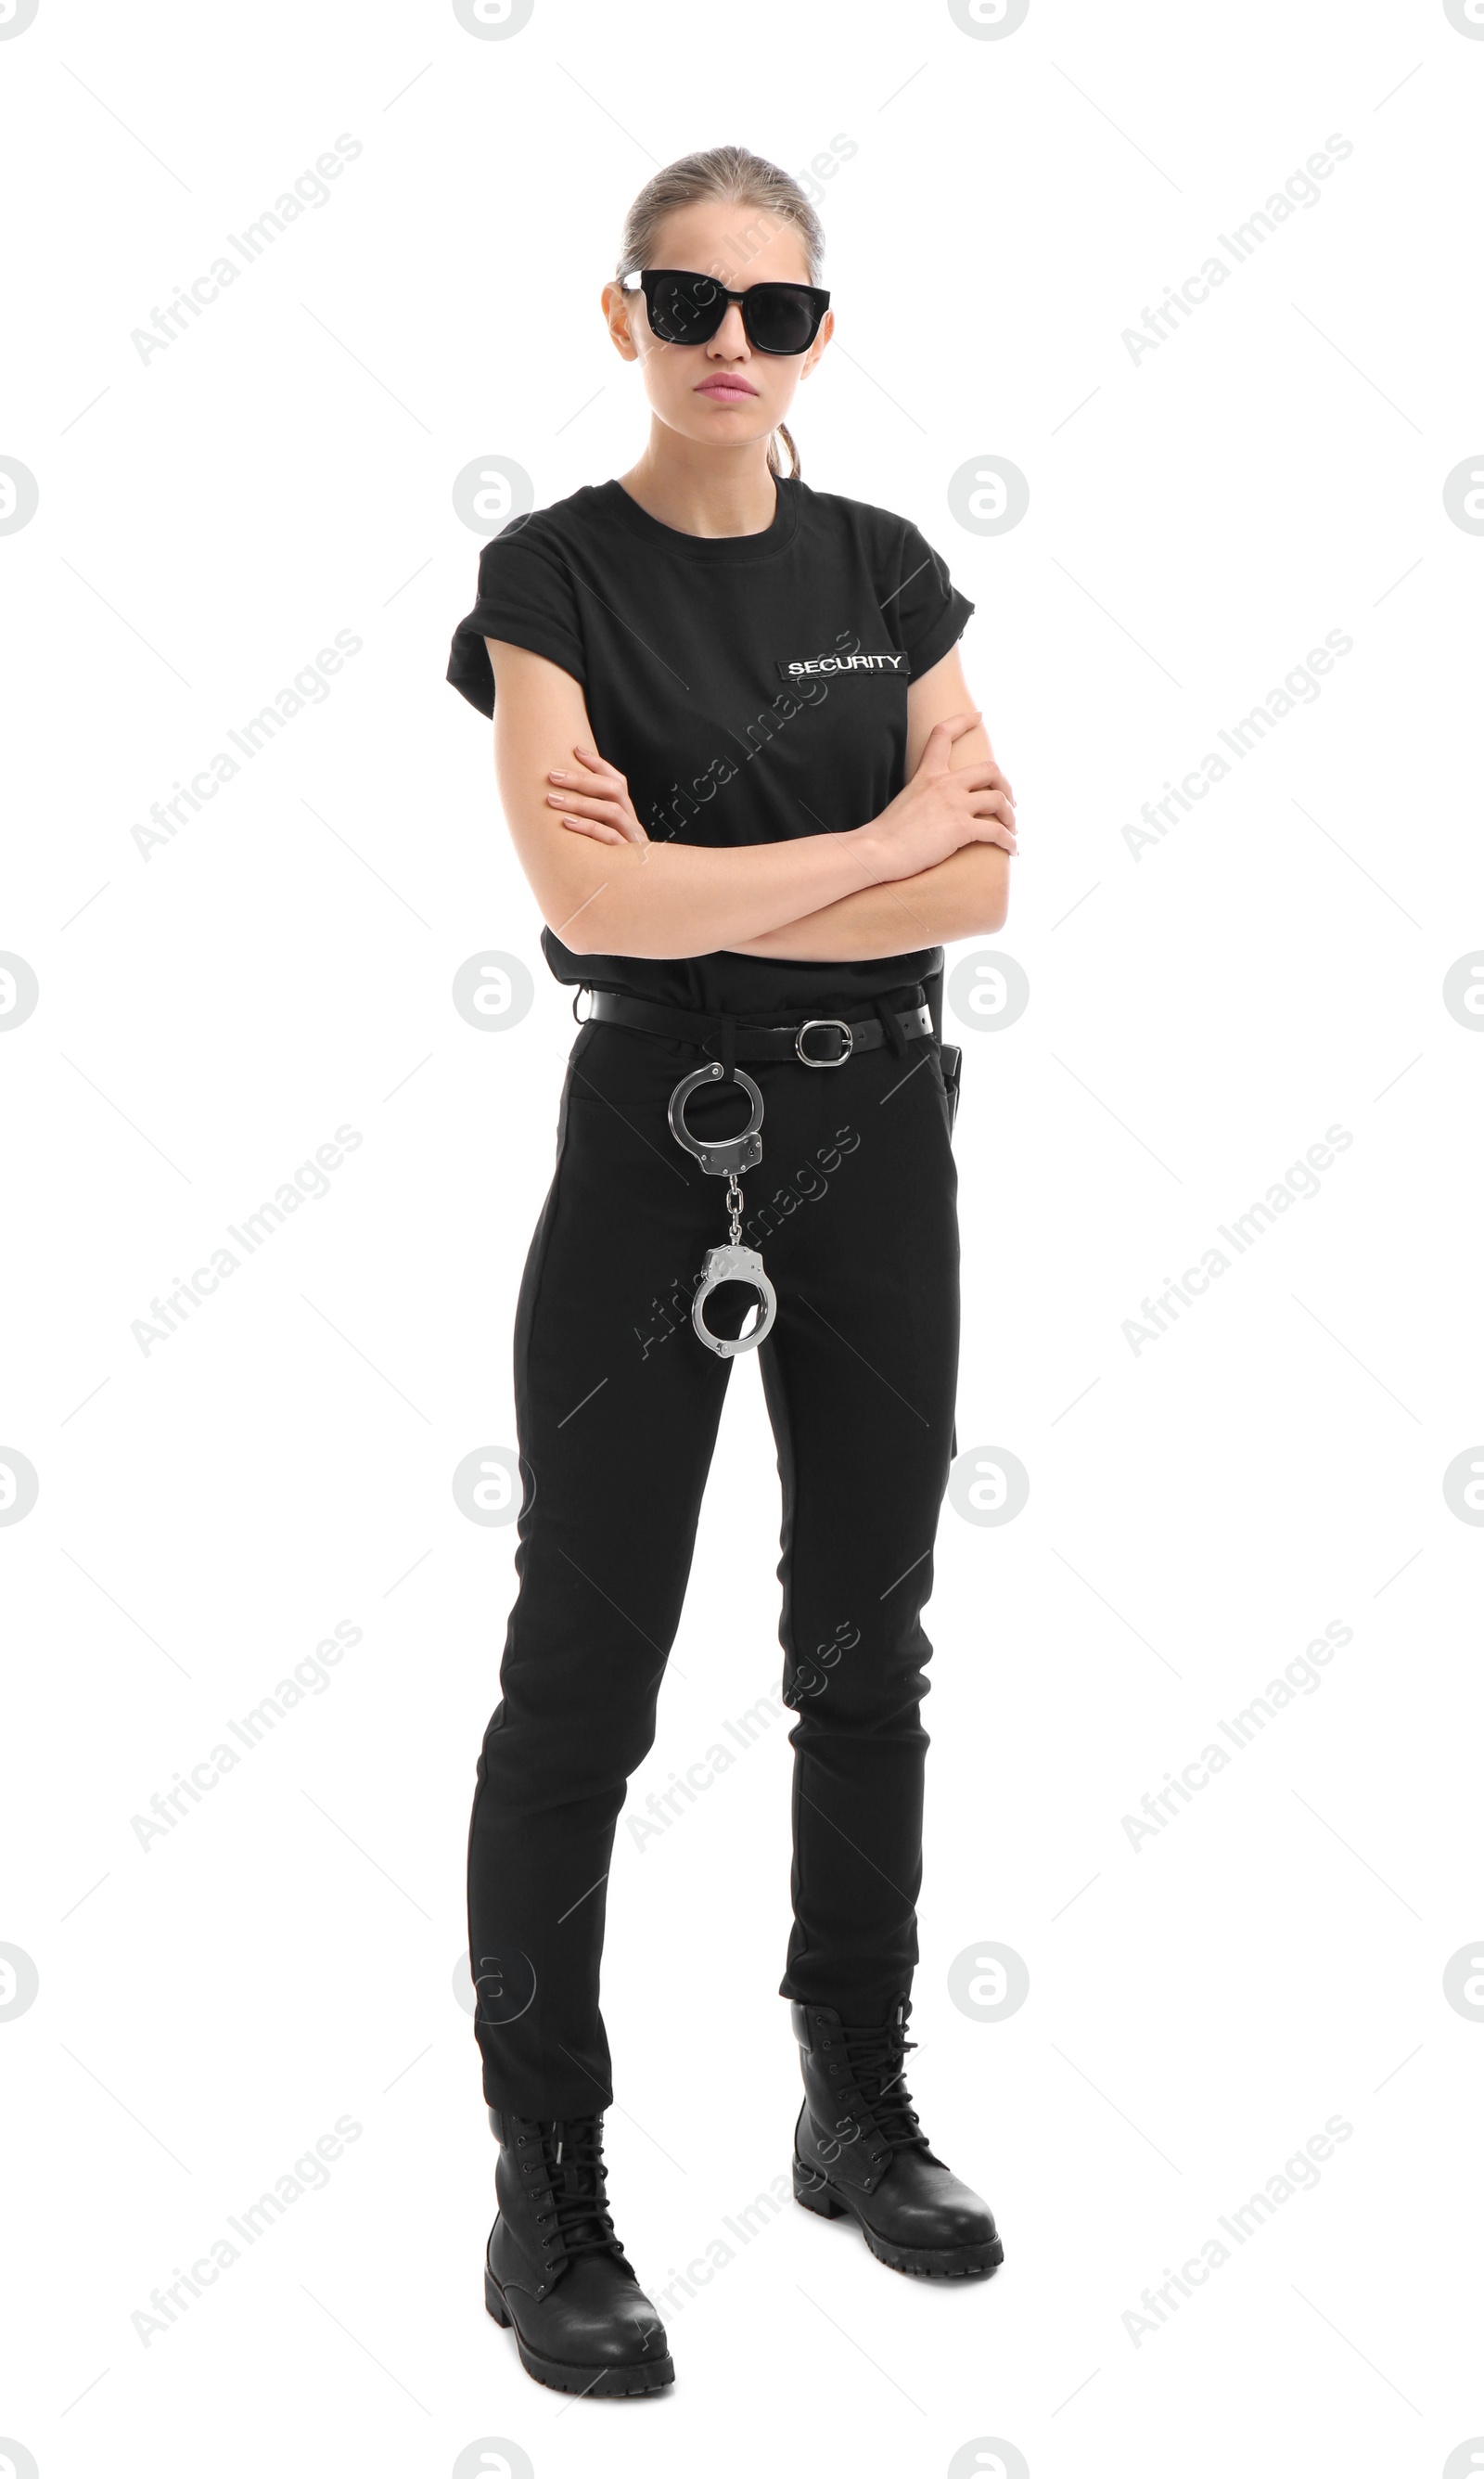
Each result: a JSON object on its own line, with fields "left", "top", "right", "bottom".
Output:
{"left": 767, "top": 421, "right": 801, "bottom": 481}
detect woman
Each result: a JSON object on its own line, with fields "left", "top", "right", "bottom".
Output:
{"left": 447, "top": 144, "right": 1017, "bottom": 2399}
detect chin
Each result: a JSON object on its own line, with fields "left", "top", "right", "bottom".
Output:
{"left": 666, "top": 406, "right": 774, "bottom": 449}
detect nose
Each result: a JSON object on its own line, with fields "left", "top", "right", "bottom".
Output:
{"left": 708, "top": 300, "right": 749, "bottom": 357}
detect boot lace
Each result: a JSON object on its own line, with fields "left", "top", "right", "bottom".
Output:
{"left": 531, "top": 2118, "right": 625, "bottom": 2262}
{"left": 833, "top": 2017, "right": 932, "bottom": 2155}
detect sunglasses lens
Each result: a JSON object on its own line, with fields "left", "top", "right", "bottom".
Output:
{"left": 647, "top": 275, "right": 723, "bottom": 344}
{"left": 747, "top": 288, "right": 819, "bottom": 353}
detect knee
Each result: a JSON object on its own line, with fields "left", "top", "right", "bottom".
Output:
{"left": 784, "top": 1631, "right": 930, "bottom": 1727}
{"left": 482, "top": 1683, "right": 661, "bottom": 1792}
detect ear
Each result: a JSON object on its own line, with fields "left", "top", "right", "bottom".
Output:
{"left": 800, "top": 308, "right": 833, "bottom": 379}
{"left": 601, "top": 280, "right": 641, "bottom": 364}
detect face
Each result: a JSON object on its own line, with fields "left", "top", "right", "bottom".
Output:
{"left": 603, "top": 198, "right": 832, "bottom": 455}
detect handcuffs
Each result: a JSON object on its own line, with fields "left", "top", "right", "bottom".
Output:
{"left": 666, "top": 1061, "right": 778, "bottom": 1357}
{"left": 666, "top": 1018, "right": 877, "bottom": 1356}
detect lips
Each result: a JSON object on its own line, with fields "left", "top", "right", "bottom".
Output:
{"left": 696, "top": 379, "right": 757, "bottom": 402}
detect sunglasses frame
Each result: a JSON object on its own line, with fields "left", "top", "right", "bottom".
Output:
{"left": 621, "top": 267, "right": 831, "bottom": 356}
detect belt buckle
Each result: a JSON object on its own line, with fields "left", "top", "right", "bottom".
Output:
{"left": 795, "top": 1017, "right": 854, "bottom": 1068}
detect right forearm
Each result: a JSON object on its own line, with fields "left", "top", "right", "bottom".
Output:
{"left": 552, "top": 826, "right": 892, "bottom": 959}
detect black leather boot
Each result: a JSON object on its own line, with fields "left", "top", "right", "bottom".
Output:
{"left": 791, "top": 1993, "right": 1004, "bottom": 2278}
{"left": 483, "top": 2108, "right": 674, "bottom": 2395}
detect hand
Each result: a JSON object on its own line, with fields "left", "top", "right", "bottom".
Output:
{"left": 545, "top": 744, "right": 647, "bottom": 846}
{"left": 858, "top": 712, "right": 1017, "bottom": 883}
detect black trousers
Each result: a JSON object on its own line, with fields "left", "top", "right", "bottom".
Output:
{"left": 467, "top": 977, "right": 961, "bottom": 2117}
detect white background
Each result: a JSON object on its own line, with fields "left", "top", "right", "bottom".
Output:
{"left": 3, "top": 1, "right": 1482, "bottom": 2473}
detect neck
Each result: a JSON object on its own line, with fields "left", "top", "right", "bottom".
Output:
{"left": 618, "top": 427, "right": 781, "bottom": 538}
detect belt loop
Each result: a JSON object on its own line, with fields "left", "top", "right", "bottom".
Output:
{"left": 922, "top": 968, "right": 944, "bottom": 1046}
{"left": 719, "top": 1012, "right": 736, "bottom": 1081}
{"left": 871, "top": 993, "right": 909, "bottom": 1059}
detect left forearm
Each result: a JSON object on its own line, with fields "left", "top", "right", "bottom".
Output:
{"left": 727, "top": 841, "right": 1009, "bottom": 962}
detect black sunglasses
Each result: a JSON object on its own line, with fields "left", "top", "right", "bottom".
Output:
{"left": 623, "top": 268, "right": 830, "bottom": 356}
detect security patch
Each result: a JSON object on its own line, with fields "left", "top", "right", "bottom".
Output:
{"left": 774, "top": 651, "right": 911, "bottom": 681}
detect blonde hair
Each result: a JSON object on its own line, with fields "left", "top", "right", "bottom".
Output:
{"left": 616, "top": 145, "right": 825, "bottom": 481}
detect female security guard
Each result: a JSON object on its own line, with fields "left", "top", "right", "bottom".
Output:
{"left": 447, "top": 144, "right": 1017, "bottom": 2397}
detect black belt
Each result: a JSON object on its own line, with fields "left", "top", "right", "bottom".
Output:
{"left": 575, "top": 983, "right": 935, "bottom": 1072}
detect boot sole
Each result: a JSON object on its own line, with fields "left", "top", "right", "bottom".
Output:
{"left": 792, "top": 2156, "right": 1004, "bottom": 2279}
{"left": 484, "top": 2266, "right": 675, "bottom": 2396}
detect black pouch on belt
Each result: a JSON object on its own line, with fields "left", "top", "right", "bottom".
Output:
{"left": 940, "top": 1043, "right": 963, "bottom": 1136}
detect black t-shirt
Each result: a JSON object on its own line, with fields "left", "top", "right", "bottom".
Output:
{"left": 446, "top": 472, "right": 975, "bottom": 1019}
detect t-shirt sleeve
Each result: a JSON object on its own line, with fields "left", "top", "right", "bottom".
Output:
{"left": 446, "top": 517, "right": 587, "bottom": 717}
{"left": 888, "top": 518, "right": 976, "bottom": 682}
